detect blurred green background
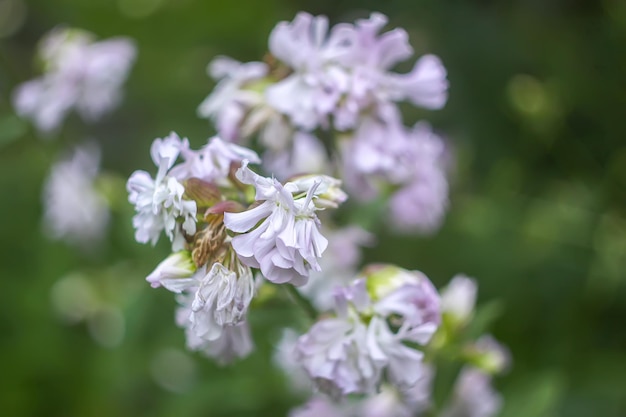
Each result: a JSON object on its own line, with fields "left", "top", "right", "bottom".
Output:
{"left": 1, "top": 0, "right": 626, "bottom": 416}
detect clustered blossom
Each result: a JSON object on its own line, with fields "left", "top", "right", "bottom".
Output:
{"left": 153, "top": 252, "right": 256, "bottom": 362}
{"left": 294, "top": 265, "right": 441, "bottom": 397}
{"left": 201, "top": 13, "right": 447, "bottom": 139}
{"left": 127, "top": 132, "right": 346, "bottom": 361}
{"left": 352, "top": 121, "right": 450, "bottom": 233}
{"left": 118, "top": 10, "right": 509, "bottom": 415}
{"left": 42, "top": 141, "right": 109, "bottom": 246}
{"left": 127, "top": 132, "right": 198, "bottom": 248}
{"left": 197, "top": 12, "right": 450, "bottom": 232}
{"left": 282, "top": 271, "right": 507, "bottom": 417}
{"left": 13, "top": 26, "right": 136, "bottom": 133}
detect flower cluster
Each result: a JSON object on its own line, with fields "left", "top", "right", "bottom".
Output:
{"left": 280, "top": 272, "right": 508, "bottom": 417}
{"left": 13, "top": 27, "right": 136, "bottom": 133}
{"left": 198, "top": 12, "right": 450, "bottom": 232}
{"left": 127, "top": 132, "right": 346, "bottom": 361}
{"left": 117, "top": 10, "right": 508, "bottom": 416}
{"left": 295, "top": 265, "right": 440, "bottom": 397}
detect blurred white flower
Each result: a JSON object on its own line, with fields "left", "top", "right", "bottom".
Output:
{"left": 43, "top": 141, "right": 109, "bottom": 246}
{"left": 273, "top": 328, "right": 312, "bottom": 393}
{"left": 440, "top": 274, "right": 478, "bottom": 325}
{"left": 13, "top": 27, "right": 136, "bottom": 133}
{"left": 440, "top": 367, "right": 502, "bottom": 417}
{"left": 266, "top": 12, "right": 351, "bottom": 131}
{"left": 333, "top": 13, "right": 448, "bottom": 130}
{"left": 177, "top": 298, "right": 254, "bottom": 364}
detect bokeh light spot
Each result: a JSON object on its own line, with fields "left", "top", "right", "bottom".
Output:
{"left": 150, "top": 348, "right": 197, "bottom": 392}
{"left": 0, "top": 0, "right": 26, "bottom": 38}
{"left": 50, "top": 273, "right": 98, "bottom": 324}
{"left": 507, "top": 74, "right": 549, "bottom": 116}
{"left": 87, "top": 305, "right": 126, "bottom": 348}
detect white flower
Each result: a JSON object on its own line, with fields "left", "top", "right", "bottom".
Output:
{"left": 42, "top": 141, "right": 109, "bottom": 245}
{"left": 13, "top": 27, "right": 136, "bottom": 133}
{"left": 289, "top": 174, "right": 348, "bottom": 209}
{"left": 188, "top": 262, "right": 255, "bottom": 341}
{"left": 197, "top": 56, "right": 294, "bottom": 150}
{"left": 333, "top": 13, "right": 448, "bottom": 130}
{"left": 199, "top": 321, "right": 254, "bottom": 364}
{"left": 344, "top": 116, "right": 414, "bottom": 189}
{"left": 177, "top": 301, "right": 254, "bottom": 364}
{"left": 294, "top": 311, "right": 386, "bottom": 397}
{"left": 470, "top": 335, "right": 511, "bottom": 374}
{"left": 146, "top": 251, "right": 197, "bottom": 290}
{"left": 224, "top": 161, "right": 339, "bottom": 286}
{"left": 169, "top": 136, "right": 260, "bottom": 185}
{"left": 266, "top": 12, "right": 351, "bottom": 131}
{"left": 169, "top": 258, "right": 256, "bottom": 362}
{"left": 387, "top": 122, "right": 450, "bottom": 233}
{"left": 295, "top": 268, "right": 442, "bottom": 398}
{"left": 368, "top": 316, "right": 434, "bottom": 388}
{"left": 341, "top": 118, "right": 450, "bottom": 233}
{"left": 389, "top": 54, "right": 449, "bottom": 110}
{"left": 440, "top": 274, "right": 478, "bottom": 325}
{"left": 197, "top": 56, "right": 268, "bottom": 141}
{"left": 127, "top": 133, "right": 197, "bottom": 246}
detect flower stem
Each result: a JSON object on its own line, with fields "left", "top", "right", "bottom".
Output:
{"left": 284, "top": 284, "right": 318, "bottom": 321}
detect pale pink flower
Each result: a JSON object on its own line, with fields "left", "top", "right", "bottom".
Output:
{"left": 266, "top": 12, "right": 352, "bottom": 131}
{"left": 224, "top": 161, "right": 341, "bottom": 286}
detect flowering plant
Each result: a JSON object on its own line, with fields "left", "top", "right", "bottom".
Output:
{"left": 17, "top": 11, "right": 508, "bottom": 417}
{"left": 126, "top": 12, "right": 507, "bottom": 416}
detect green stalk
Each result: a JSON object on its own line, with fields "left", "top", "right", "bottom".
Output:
{"left": 284, "top": 284, "right": 318, "bottom": 321}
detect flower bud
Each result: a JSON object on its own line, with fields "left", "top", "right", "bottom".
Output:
{"left": 146, "top": 250, "right": 197, "bottom": 291}
{"left": 289, "top": 174, "right": 348, "bottom": 209}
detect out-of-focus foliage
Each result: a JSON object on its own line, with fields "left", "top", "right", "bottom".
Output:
{"left": 1, "top": 0, "right": 625, "bottom": 416}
